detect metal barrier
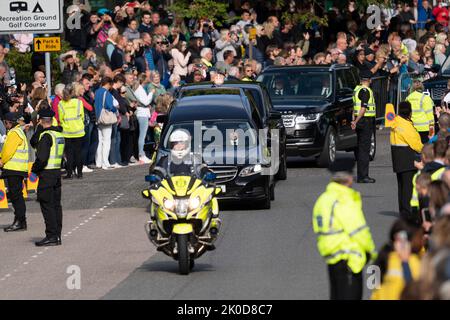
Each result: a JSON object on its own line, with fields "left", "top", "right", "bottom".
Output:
{"left": 396, "top": 72, "right": 423, "bottom": 112}
{"left": 370, "top": 76, "right": 390, "bottom": 121}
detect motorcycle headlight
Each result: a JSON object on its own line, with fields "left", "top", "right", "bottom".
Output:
{"left": 163, "top": 198, "right": 175, "bottom": 211}
{"left": 189, "top": 196, "right": 201, "bottom": 210}
{"left": 239, "top": 164, "right": 262, "bottom": 177}
{"left": 176, "top": 199, "right": 189, "bottom": 218}
{"left": 295, "top": 113, "right": 322, "bottom": 123}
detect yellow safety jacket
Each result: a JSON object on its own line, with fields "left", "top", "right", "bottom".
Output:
{"left": 411, "top": 166, "right": 446, "bottom": 208}
{"left": 405, "top": 91, "right": 434, "bottom": 132}
{"left": 2, "top": 125, "right": 29, "bottom": 173}
{"left": 39, "top": 130, "right": 65, "bottom": 170}
{"left": 353, "top": 85, "right": 376, "bottom": 117}
{"left": 58, "top": 98, "right": 85, "bottom": 138}
{"left": 313, "top": 182, "right": 377, "bottom": 274}
{"left": 371, "top": 252, "right": 421, "bottom": 300}
{"left": 390, "top": 116, "right": 423, "bottom": 153}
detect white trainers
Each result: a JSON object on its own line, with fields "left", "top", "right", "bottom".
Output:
{"left": 129, "top": 156, "right": 137, "bottom": 163}
{"left": 111, "top": 163, "right": 123, "bottom": 169}
{"left": 82, "top": 166, "right": 93, "bottom": 173}
{"left": 139, "top": 156, "right": 152, "bottom": 164}
{"left": 101, "top": 166, "right": 112, "bottom": 170}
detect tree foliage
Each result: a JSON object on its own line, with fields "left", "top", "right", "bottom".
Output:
{"left": 168, "top": 0, "right": 231, "bottom": 26}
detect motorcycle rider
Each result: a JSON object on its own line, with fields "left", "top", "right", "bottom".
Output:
{"left": 153, "top": 129, "right": 209, "bottom": 178}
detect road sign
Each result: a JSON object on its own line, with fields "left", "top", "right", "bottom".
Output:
{"left": 34, "top": 36, "right": 61, "bottom": 52}
{"left": 0, "top": 0, "right": 64, "bottom": 35}
{"left": 249, "top": 27, "right": 257, "bottom": 40}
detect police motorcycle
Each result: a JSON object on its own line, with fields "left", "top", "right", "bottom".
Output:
{"left": 142, "top": 130, "right": 222, "bottom": 275}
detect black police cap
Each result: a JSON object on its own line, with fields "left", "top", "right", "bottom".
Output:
{"left": 4, "top": 112, "right": 20, "bottom": 122}
{"left": 37, "top": 108, "right": 55, "bottom": 119}
{"left": 360, "top": 70, "right": 372, "bottom": 81}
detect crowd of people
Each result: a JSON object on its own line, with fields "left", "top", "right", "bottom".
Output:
{"left": 0, "top": 0, "right": 450, "bottom": 298}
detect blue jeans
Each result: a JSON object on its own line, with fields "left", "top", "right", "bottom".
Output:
{"left": 109, "top": 124, "right": 122, "bottom": 165}
{"left": 137, "top": 116, "right": 149, "bottom": 158}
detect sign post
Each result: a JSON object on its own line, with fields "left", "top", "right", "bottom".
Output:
{"left": 45, "top": 35, "right": 52, "bottom": 96}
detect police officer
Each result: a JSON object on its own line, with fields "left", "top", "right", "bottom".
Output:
{"left": 31, "top": 109, "right": 65, "bottom": 247}
{"left": 313, "top": 170, "right": 377, "bottom": 300}
{"left": 0, "top": 112, "right": 29, "bottom": 232}
{"left": 352, "top": 71, "right": 376, "bottom": 183}
{"left": 405, "top": 80, "right": 435, "bottom": 144}
{"left": 154, "top": 129, "right": 207, "bottom": 177}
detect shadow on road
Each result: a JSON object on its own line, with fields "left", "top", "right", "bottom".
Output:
{"left": 377, "top": 211, "right": 399, "bottom": 218}
{"left": 287, "top": 154, "right": 356, "bottom": 171}
{"left": 140, "top": 260, "right": 216, "bottom": 274}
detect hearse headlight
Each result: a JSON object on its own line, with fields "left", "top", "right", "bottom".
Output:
{"left": 239, "top": 164, "right": 262, "bottom": 177}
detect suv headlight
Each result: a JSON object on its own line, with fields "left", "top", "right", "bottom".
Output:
{"left": 295, "top": 113, "right": 322, "bottom": 123}
{"left": 239, "top": 164, "right": 262, "bottom": 177}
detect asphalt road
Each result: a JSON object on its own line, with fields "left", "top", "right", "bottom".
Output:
{"left": 0, "top": 130, "right": 399, "bottom": 300}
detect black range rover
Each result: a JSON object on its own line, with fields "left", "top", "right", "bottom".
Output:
{"left": 257, "top": 64, "right": 376, "bottom": 167}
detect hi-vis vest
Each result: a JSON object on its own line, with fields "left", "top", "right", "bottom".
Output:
{"left": 3, "top": 125, "right": 29, "bottom": 172}
{"left": 313, "top": 182, "right": 376, "bottom": 274}
{"left": 353, "top": 85, "right": 376, "bottom": 117}
{"left": 39, "top": 130, "right": 65, "bottom": 170}
{"left": 58, "top": 99, "right": 85, "bottom": 138}
{"left": 411, "top": 167, "right": 446, "bottom": 208}
{"left": 406, "top": 91, "right": 434, "bottom": 132}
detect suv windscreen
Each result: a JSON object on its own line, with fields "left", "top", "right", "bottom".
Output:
{"left": 258, "top": 71, "right": 333, "bottom": 100}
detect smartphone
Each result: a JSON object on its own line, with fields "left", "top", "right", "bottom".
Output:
{"left": 396, "top": 230, "right": 409, "bottom": 251}
{"left": 421, "top": 208, "right": 432, "bottom": 223}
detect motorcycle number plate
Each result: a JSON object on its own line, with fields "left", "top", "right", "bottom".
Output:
{"left": 218, "top": 185, "right": 226, "bottom": 193}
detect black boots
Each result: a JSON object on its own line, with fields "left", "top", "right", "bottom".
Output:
{"left": 4, "top": 219, "right": 27, "bottom": 232}
{"left": 35, "top": 236, "right": 61, "bottom": 247}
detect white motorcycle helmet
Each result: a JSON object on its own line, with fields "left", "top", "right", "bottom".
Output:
{"left": 169, "top": 129, "right": 191, "bottom": 161}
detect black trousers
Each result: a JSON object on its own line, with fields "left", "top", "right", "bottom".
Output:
{"left": 355, "top": 117, "right": 374, "bottom": 179}
{"left": 65, "top": 137, "right": 84, "bottom": 176}
{"left": 120, "top": 129, "right": 133, "bottom": 164}
{"left": 328, "top": 260, "right": 363, "bottom": 300}
{"left": 37, "top": 173, "right": 63, "bottom": 238}
{"left": 419, "top": 131, "right": 429, "bottom": 144}
{"left": 5, "top": 175, "right": 26, "bottom": 222}
{"left": 396, "top": 170, "right": 416, "bottom": 221}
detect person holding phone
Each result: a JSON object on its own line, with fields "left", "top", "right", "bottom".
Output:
{"left": 371, "top": 220, "right": 423, "bottom": 300}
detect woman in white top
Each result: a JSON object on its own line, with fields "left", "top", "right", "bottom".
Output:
{"left": 133, "top": 74, "right": 153, "bottom": 164}
{"left": 170, "top": 41, "right": 191, "bottom": 80}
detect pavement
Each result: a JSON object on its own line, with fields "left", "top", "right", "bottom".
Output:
{"left": 0, "top": 129, "right": 399, "bottom": 300}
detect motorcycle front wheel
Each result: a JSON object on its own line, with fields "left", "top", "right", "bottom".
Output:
{"left": 177, "top": 234, "right": 190, "bottom": 275}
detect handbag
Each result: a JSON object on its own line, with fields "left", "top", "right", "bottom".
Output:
{"left": 97, "top": 92, "right": 117, "bottom": 126}
{"left": 119, "top": 113, "right": 130, "bottom": 130}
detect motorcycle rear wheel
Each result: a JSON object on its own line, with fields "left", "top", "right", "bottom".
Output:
{"left": 177, "top": 234, "right": 190, "bottom": 275}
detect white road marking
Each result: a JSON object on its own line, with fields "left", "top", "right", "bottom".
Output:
{"left": 1, "top": 195, "right": 122, "bottom": 284}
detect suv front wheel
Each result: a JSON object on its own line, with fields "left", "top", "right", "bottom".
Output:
{"left": 317, "top": 127, "right": 336, "bottom": 168}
